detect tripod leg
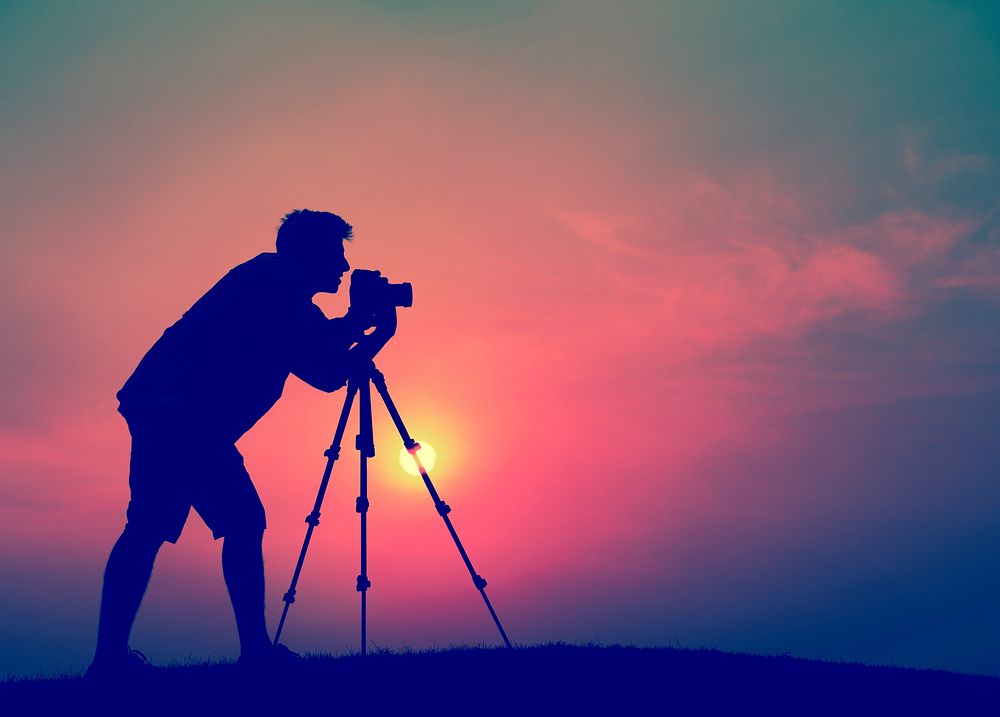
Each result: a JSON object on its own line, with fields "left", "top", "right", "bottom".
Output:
{"left": 368, "top": 365, "right": 515, "bottom": 649}
{"left": 356, "top": 376, "right": 375, "bottom": 656}
{"left": 273, "top": 382, "right": 358, "bottom": 646}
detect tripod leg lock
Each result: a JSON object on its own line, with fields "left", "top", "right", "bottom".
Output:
{"left": 435, "top": 500, "right": 451, "bottom": 516}
{"left": 356, "top": 575, "right": 371, "bottom": 592}
{"left": 355, "top": 434, "right": 375, "bottom": 458}
{"left": 282, "top": 589, "right": 297, "bottom": 605}
{"left": 324, "top": 447, "right": 341, "bottom": 460}
{"left": 356, "top": 497, "right": 369, "bottom": 513}
{"left": 473, "top": 575, "right": 488, "bottom": 590}
{"left": 305, "top": 512, "right": 321, "bottom": 526}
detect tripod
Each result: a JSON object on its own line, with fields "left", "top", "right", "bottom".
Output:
{"left": 272, "top": 361, "right": 513, "bottom": 654}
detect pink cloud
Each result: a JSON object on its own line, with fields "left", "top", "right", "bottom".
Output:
{"left": 935, "top": 249, "right": 1000, "bottom": 292}
{"left": 831, "top": 211, "right": 972, "bottom": 265}
{"left": 547, "top": 173, "right": 990, "bottom": 374}
{"left": 798, "top": 243, "right": 901, "bottom": 311}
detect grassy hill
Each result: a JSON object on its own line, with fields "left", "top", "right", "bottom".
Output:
{"left": 3, "top": 643, "right": 998, "bottom": 713}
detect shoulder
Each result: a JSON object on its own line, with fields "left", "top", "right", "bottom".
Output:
{"left": 229, "top": 252, "right": 282, "bottom": 276}
{"left": 221, "top": 253, "right": 303, "bottom": 293}
{"left": 179, "top": 254, "right": 296, "bottom": 317}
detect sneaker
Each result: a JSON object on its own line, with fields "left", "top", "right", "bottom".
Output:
{"left": 237, "top": 643, "right": 302, "bottom": 670}
{"left": 86, "top": 648, "right": 156, "bottom": 681}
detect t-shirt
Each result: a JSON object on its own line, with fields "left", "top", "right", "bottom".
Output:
{"left": 117, "top": 252, "right": 360, "bottom": 441}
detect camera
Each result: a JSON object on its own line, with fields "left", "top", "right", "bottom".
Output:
{"left": 349, "top": 269, "right": 413, "bottom": 313}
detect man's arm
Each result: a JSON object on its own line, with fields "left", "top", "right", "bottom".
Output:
{"left": 289, "top": 303, "right": 397, "bottom": 392}
{"left": 289, "top": 304, "right": 364, "bottom": 392}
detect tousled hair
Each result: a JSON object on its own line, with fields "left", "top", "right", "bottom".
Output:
{"left": 276, "top": 209, "right": 353, "bottom": 258}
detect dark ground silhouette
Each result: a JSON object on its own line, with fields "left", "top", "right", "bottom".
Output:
{"left": 4, "top": 644, "right": 999, "bottom": 713}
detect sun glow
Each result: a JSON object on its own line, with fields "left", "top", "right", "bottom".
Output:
{"left": 399, "top": 440, "right": 437, "bottom": 477}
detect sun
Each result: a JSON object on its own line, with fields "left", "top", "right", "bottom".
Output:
{"left": 399, "top": 440, "right": 437, "bottom": 477}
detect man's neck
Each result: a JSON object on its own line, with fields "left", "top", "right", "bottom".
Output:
{"left": 274, "top": 252, "right": 319, "bottom": 299}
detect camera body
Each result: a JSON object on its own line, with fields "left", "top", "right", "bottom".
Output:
{"left": 349, "top": 269, "right": 413, "bottom": 314}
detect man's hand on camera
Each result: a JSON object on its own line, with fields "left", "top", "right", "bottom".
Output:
{"left": 345, "top": 304, "right": 397, "bottom": 366}
{"left": 369, "top": 305, "right": 397, "bottom": 342}
{"left": 344, "top": 306, "right": 377, "bottom": 333}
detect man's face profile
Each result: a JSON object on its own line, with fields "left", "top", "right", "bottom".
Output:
{"left": 304, "top": 238, "right": 351, "bottom": 295}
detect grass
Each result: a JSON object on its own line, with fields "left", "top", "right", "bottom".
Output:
{"left": 2, "top": 643, "right": 999, "bottom": 713}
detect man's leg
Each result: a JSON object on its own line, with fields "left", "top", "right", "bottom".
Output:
{"left": 92, "top": 524, "right": 164, "bottom": 664}
{"left": 222, "top": 528, "right": 271, "bottom": 657}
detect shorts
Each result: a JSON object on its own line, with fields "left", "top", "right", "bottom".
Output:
{"left": 121, "top": 406, "right": 266, "bottom": 543}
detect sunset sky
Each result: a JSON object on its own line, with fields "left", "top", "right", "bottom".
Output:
{"left": 2, "top": 1, "right": 999, "bottom": 678}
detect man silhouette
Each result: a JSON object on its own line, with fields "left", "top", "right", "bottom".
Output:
{"left": 88, "top": 209, "right": 393, "bottom": 676}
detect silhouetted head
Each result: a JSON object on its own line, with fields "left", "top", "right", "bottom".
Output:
{"left": 276, "top": 209, "right": 352, "bottom": 294}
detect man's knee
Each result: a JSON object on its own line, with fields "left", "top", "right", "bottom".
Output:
{"left": 221, "top": 526, "right": 265, "bottom": 570}
{"left": 213, "top": 497, "right": 266, "bottom": 542}
{"left": 222, "top": 525, "right": 265, "bottom": 544}
{"left": 119, "top": 522, "right": 167, "bottom": 554}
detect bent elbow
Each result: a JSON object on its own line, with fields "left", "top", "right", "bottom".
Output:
{"left": 318, "top": 375, "right": 347, "bottom": 393}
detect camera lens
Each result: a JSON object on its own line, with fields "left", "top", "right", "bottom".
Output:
{"left": 388, "top": 282, "right": 413, "bottom": 308}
